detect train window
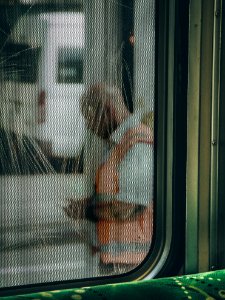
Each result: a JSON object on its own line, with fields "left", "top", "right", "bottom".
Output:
{"left": 57, "top": 47, "right": 83, "bottom": 84}
{"left": 0, "top": 0, "right": 186, "bottom": 296}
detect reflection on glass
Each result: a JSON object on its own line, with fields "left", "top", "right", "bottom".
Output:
{"left": 0, "top": 0, "right": 155, "bottom": 287}
{"left": 57, "top": 47, "right": 83, "bottom": 84}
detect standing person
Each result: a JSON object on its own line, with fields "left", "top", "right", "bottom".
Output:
{"left": 64, "top": 83, "right": 154, "bottom": 222}
{"left": 64, "top": 83, "right": 154, "bottom": 272}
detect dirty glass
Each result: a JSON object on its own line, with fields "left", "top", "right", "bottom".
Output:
{"left": 0, "top": 0, "right": 155, "bottom": 288}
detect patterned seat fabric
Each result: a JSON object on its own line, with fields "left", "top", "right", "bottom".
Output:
{"left": 1, "top": 270, "right": 225, "bottom": 299}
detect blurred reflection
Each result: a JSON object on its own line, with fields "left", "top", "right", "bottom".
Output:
{"left": 0, "top": 11, "right": 85, "bottom": 173}
{"left": 0, "top": 0, "right": 155, "bottom": 285}
{"left": 66, "top": 84, "right": 154, "bottom": 221}
{"left": 64, "top": 83, "right": 154, "bottom": 272}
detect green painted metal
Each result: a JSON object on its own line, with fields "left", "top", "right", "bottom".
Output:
{"left": 210, "top": 0, "right": 222, "bottom": 270}
{"left": 186, "top": 0, "right": 202, "bottom": 273}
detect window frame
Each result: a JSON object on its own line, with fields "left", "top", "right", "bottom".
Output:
{"left": 0, "top": 0, "right": 189, "bottom": 296}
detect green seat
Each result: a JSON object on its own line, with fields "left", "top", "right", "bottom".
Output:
{"left": 1, "top": 270, "right": 225, "bottom": 299}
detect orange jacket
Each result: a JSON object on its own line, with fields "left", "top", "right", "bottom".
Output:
{"left": 97, "top": 203, "right": 153, "bottom": 265}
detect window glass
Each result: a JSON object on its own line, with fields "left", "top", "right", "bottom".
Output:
{"left": 57, "top": 47, "right": 83, "bottom": 84}
{"left": 1, "top": 43, "right": 40, "bottom": 83}
{"left": 0, "top": 0, "right": 155, "bottom": 288}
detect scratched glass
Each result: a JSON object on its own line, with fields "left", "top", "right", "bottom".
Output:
{"left": 0, "top": 0, "right": 155, "bottom": 287}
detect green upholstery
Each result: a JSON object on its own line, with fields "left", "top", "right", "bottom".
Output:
{"left": 1, "top": 270, "right": 225, "bottom": 300}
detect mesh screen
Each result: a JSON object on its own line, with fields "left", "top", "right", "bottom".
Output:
{"left": 0, "top": 0, "right": 155, "bottom": 287}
